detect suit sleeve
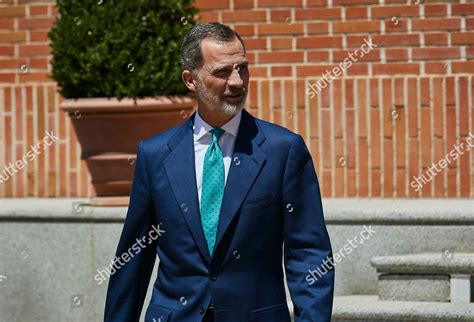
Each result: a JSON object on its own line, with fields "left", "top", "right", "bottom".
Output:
{"left": 104, "top": 140, "right": 159, "bottom": 322}
{"left": 282, "top": 134, "right": 334, "bottom": 322}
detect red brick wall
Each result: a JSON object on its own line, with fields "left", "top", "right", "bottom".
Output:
{"left": 0, "top": 0, "right": 473, "bottom": 198}
{"left": 0, "top": 1, "right": 87, "bottom": 198}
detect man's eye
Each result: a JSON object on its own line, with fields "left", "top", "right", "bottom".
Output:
{"left": 214, "top": 70, "right": 229, "bottom": 77}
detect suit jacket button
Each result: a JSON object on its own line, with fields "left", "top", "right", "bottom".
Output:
{"left": 199, "top": 307, "right": 205, "bottom": 314}
{"left": 210, "top": 276, "right": 217, "bottom": 281}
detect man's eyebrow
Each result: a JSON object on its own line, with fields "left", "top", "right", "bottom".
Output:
{"left": 235, "top": 61, "right": 249, "bottom": 69}
{"left": 212, "top": 61, "right": 249, "bottom": 73}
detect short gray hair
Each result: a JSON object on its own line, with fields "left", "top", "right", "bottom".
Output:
{"left": 180, "top": 22, "right": 246, "bottom": 73}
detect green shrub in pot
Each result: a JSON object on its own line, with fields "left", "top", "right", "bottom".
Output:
{"left": 48, "top": 0, "right": 197, "bottom": 99}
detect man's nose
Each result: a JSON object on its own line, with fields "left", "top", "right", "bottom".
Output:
{"left": 227, "top": 68, "right": 243, "bottom": 88}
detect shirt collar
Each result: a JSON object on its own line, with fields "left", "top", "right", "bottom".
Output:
{"left": 193, "top": 107, "right": 242, "bottom": 142}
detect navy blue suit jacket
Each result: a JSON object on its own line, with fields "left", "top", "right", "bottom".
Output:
{"left": 104, "top": 108, "right": 334, "bottom": 322}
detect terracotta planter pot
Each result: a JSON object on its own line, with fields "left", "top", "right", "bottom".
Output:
{"left": 60, "top": 96, "right": 196, "bottom": 206}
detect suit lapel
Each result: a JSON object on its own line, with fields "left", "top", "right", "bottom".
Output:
{"left": 163, "top": 112, "right": 212, "bottom": 265}
{"left": 163, "top": 109, "right": 267, "bottom": 266}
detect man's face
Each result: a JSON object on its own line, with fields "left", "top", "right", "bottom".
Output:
{"left": 193, "top": 38, "right": 249, "bottom": 116}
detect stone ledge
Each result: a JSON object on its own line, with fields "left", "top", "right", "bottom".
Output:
{"left": 371, "top": 253, "right": 474, "bottom": 275}
{"left": 323, "top": 199, "right": 474, "bottom": 224}
{"left": 0, "top": 198, "right": 126, "bottom": 222}
{"left": 332, "top": 295, "right": 474, "bottom": 321}
{"left": 0, "top": 198, "right": 472, "bottom": 224}
{"left": 378, "top": 274, "right": 450, "bottom": 302}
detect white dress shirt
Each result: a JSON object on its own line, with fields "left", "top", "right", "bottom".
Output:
{"left": 193, "top": 108, "right": 242, "bottom": 209}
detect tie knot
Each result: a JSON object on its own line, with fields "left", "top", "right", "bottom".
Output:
{"left": 210, "top": 128, "right": 225, "bottom": 143}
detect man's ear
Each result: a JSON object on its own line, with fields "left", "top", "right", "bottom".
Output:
{"left": 182, "top": 70, "right": 197, "bottom": 92}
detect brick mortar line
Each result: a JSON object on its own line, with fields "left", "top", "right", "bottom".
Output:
{"left": 304, "top": 78, "right": 310, "bottom": 161}
{"left": 390, "top": 77, "right": 395, "bottom": 197}
{"left": 65, "top": 86, "right": 70, "bottom": 197}
{"left": 428, "top": 77, "right": 434, "bottom": 197}
{"left": 470, "top": 76, "right": 473, "bottom": 197}
{"left": 41, "top": 85, "right": 46, "bottom": 197}
{"left": 269, "top": 79, "right": 274, "bottom": 124}
{"left": 11, "top": 87, "right": 17, "bottom": 195}
{"left": 455, "top": 77, "right": 460, "bottom": 197}
{"left": 292, "top": 69, "right": 297, "bottom": 136}
{"left": 318, "top": 81, "right": 323, "bottom": 189}
{"left": 416, "top": 77, "right": 422, "bottom": 198}
{"left": 442, "top": 76, "right": 447, "bottom": 197}
{"left": 31, "top": 84, "right": 37, "bottom": 196}
{"left": 343, "top": 78, "right": 348, "bottom": 197}
{"left": 333, "top": 86, "right": 338, "bottom": 197}
{"left": 42, "top": 85, "right": 48, "bottom": 197}
{"left": 53, "top": 84, "right": 59, "bottom": 197}
{"left": 379, "top": 78, "right": 385, "bottom": 197}
{"left": 403, "top": 77, "right": 408, "bottom": 197}
{"left": 21, "top": 85, "right": 27, "bottom": 196}
{"left": 0, "top": 88, "right": 4, "bottom": 196}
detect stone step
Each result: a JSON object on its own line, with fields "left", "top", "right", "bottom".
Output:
{"left": 371, "top": 253, "right": 474, "bottom": 303}
{"left": 332, "top": 295, "right": 474, "bottom": 321}
{"left": 371, "top": 253, "right": 474, "bottom": 275}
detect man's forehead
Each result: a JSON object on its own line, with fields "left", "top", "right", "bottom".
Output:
{"left": 200, "top": 38, "right": 246, "bottom": 68}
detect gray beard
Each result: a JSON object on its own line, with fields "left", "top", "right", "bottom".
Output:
{"left": 195, "top": 84, "right": 247, "bottom": 117}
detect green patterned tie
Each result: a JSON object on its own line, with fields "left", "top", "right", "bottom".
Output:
{"left": 200, "top": 127, "right": 226, "bottom": 256}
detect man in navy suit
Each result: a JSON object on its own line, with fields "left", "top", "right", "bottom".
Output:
{"left": 104, "top": 22, "right": 334, "bottom": 322}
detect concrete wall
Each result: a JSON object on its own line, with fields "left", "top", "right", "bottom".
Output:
{"left": 0, "top": 198, "right": 472, "bottom": 321}
{"left": 324, "top": 199, "right": 474, "bottom": 295}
